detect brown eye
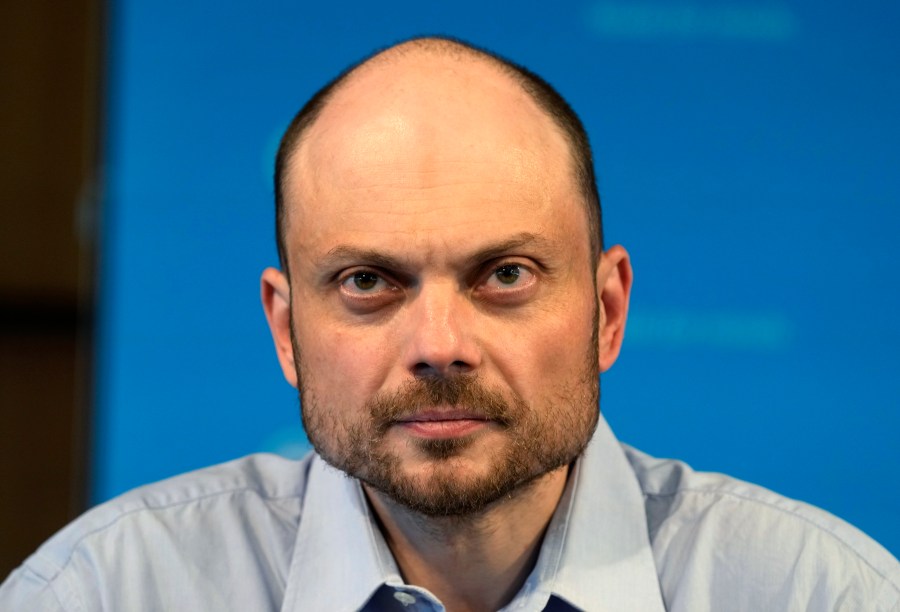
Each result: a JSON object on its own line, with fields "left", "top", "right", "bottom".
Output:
{"left": 338, "top": 268, "right": 401, "bottom": 312}
{"left": 340, "top": 270, "right": 389, "bottom": 294}
{"left": 353, "top": 271, "right": 379, "bottom": 291}
{"left": 494, "top": 264, "right": 521, "bottom": 285}
{"left": 480, "top": 262, "right": 537, "bottom": 300}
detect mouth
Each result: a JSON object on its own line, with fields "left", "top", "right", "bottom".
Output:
{"left": 394, "top": 408, "right": 492, "bottom": 439}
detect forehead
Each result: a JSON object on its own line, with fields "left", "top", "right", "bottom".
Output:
{"left": 304, "top": 57, "right": 567, "bottom": 173}
{"left": 281, "top": 54, "right": 587, "bottom": 263}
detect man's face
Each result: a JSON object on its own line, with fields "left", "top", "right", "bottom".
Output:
{"left": 271, "top": 57, "right": 616, "bottom": 516}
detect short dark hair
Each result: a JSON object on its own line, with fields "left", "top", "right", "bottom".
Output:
{"left": 273, "top": 36, "right": 603, "bottom": 274}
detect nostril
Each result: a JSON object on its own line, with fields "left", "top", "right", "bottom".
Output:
{"left": 412, "top": 362, "right": 436, "bottom": 377}
{"left": 449, "top": 360, "right": 472, "bottom": 373}
{"left": 411, "top": 360, "right": 472, "bottom": 378}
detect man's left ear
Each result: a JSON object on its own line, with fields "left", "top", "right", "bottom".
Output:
{"left": 595, "top": 245, "right": 633, "bottom": 373}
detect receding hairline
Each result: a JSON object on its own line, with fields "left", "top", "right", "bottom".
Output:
{"left": 281, "top": 38, "right": 548, "bottom": 182}
{"left": 274, "top": 36, "right": 603, "bottom": 273}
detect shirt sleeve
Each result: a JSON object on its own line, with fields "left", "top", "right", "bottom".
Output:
{"left": 0, "top": 565, "right": 70, "bottom": 612}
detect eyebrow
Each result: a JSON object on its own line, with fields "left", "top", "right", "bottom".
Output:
{"left": 466, "top": 232, "right": 553, "bottom": 264}
{"left": 316, "top": 232, "right": 555, "bottom": 274}
{"left": 317, "top": 246, "right": 407, "bottom": 272}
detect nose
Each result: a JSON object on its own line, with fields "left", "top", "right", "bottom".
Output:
{"left": 404, "top": 281, "right": 481, "bottom": 378}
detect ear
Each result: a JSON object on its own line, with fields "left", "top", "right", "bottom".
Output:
{"left": 261, "top": 267, "right": 299, "bottom": 388}
{"left": 595, "top": 245, "right": 633, "bottom": 373}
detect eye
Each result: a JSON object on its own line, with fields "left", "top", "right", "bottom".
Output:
{"left": 337, "top": 268, "right": 403, "bottom": 313}
{"left": 476, "top": 261, "right": 538, "bottom": 305}
{"left": 340, "top": 270, "right": 391, "bottom": 294}
{"left": 485, "top": 263, "right": 533, "bottom": 289}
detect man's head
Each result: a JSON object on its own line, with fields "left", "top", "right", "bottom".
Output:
{"left": 273, "top": 37, "right": 604, "bottom": 276}
{"left": 261, "top": 37, "right": 632, "bottom": 517}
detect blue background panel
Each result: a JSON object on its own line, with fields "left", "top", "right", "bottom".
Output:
{"left": 95, "top": 0, "right": 900, "bottom": 557}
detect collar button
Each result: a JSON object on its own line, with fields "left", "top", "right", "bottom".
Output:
{"left": 393, "top": 590, "right": 417, "bottom": 607}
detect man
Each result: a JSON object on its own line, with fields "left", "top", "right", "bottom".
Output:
{"left": 2, "top": 36, "right": 899, "bottom": 611}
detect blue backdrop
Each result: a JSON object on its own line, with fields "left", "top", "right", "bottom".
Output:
{"left": 94, "top": 0, "right": 900, "bottom": 557}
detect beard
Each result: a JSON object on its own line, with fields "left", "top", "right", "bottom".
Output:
{"left": 291, "top": 311, "right": 600, "bottom": 518}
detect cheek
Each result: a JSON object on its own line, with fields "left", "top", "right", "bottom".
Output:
{"left": 489, "top": 295, "right": 597, "bottom": 393}
{"left": 539, "top": 315, "right": 595, "bottom": 373}
{"left": 293, "top": 318, "right": 396, "bottom": 404}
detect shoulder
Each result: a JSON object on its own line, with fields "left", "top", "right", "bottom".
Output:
{"left": 622, "top": 444, "right": 900, "bottom": 611}
{"left": 0, "top": 453, "right": 313, "bottom": 611}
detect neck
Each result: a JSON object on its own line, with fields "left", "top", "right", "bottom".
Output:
{"left": 364, "top": 466, "right": 570, "bottom": 612}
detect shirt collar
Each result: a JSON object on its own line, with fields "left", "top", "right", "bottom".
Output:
{"left": 280, "top": 457, "right": 401, "bottom": 612}
{"left": 526, "top": 415, "right": 666, "bottom": 611}
{"left": 281, "top": 415, "right": 666, "bottom": 612}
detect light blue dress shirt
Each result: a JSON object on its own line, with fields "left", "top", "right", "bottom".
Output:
{"left": 2, "top": 416, "right": 899, "bottom": 611}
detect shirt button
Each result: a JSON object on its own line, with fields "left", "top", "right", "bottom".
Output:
{"left": 393, "top": 591, "right": 417, "bottom": 607}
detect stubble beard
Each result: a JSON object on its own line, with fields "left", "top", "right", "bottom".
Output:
{"left": 290, "top": 314, "right": 600, "bottom": 518}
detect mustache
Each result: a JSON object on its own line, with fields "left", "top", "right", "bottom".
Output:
{"left": 367, "top": 376, "right": 517, "bottom": 431}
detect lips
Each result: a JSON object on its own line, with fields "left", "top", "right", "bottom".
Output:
{"left": 394, "top": 408, "right": 492, "bottom": 438}
{"left": 397, "top": 408, "right": 491, "bottom": 423}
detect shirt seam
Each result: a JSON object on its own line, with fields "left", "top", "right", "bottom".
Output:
{"left": 26, "top": 486, "right": 301, "bottom": 586}
{"left": 643, "top": 487, "right": 900, "bottom": 591}
{"left": 16, "top": 564, "right": 76, "bottom": 612}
